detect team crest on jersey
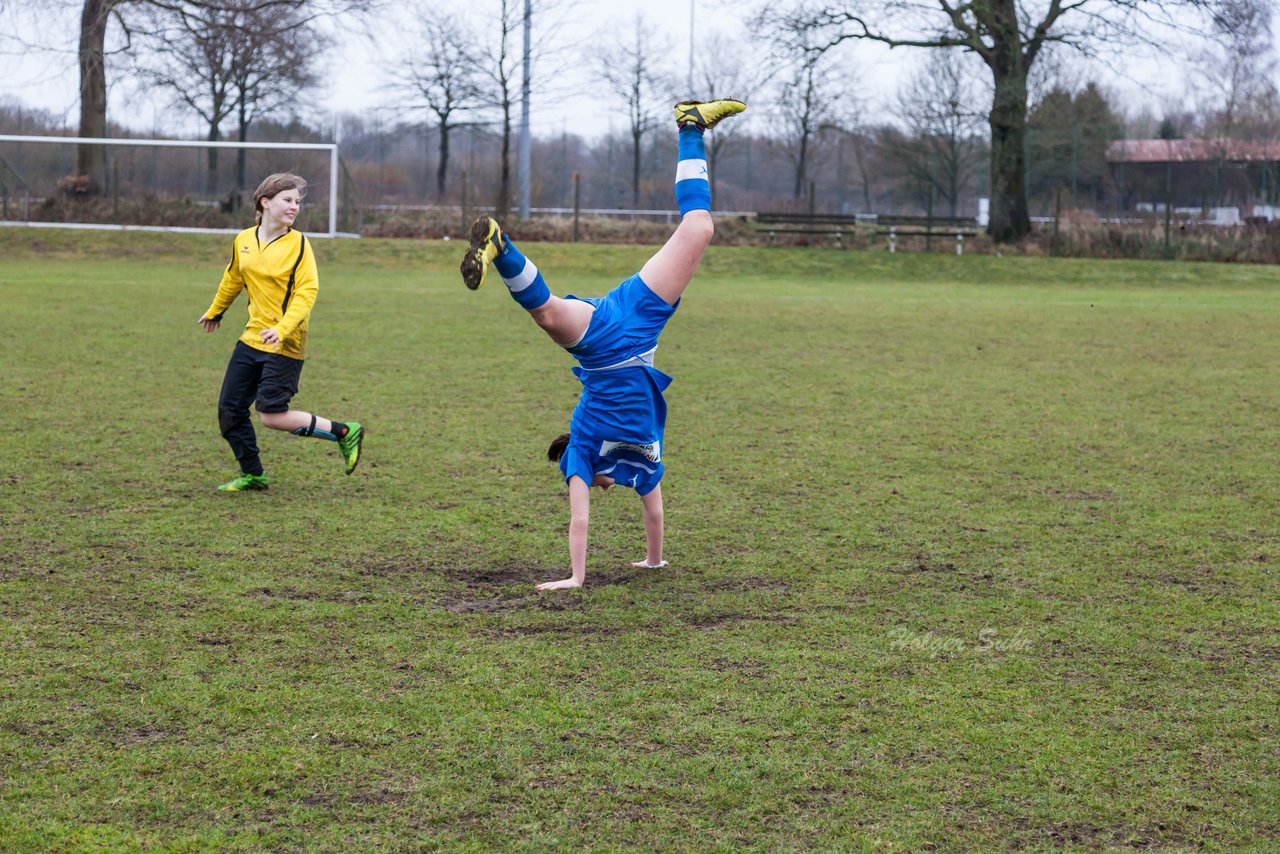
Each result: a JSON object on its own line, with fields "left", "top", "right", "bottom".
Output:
{"left": 599, "top": 440, "right": 661, "bottom": 462}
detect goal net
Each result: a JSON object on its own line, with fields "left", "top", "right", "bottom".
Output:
{"left": 0, "top": 135, "right": 355, "bottom": 237}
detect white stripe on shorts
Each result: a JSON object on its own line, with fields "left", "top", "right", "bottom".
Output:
{"left": 675, "top": 158, "right": 708, "bottom": 183}
{"left": 502, "top": 258, "right": 539, "bottom": 293}
{"left": 577, "top": 346, "right": 656, "bottom": 371}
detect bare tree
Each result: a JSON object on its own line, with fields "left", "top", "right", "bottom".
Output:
{"left": 892, "top": 50, "right": 986, "bottom": 217}
{"left": 795, "top": 0, "right": 1222, "bottom": 242}
{"left": 227, "top": 5, "right": 324, "bottom": 192}
{"left": 596, "top": 14, "right": 670, "bottom": 209}
{"left": 131, "top": 1, "right": 321, "bottom": 195}
{"left": 847, "top": 124, "right": 881, "bottom": 212}
{"left": 472, "top": 0, "right": 523, "bottom": 218}
{"left": 470, "top": 0, "right": 572, "bottom": 217}
{"left": 692, "top": 31, "right": 772, "bottom": 199}
{"left": 385, "top": 9, "right": 483, "bottom": 197}
{"left": 1194, "top": 0, "right": 1277, "bottom": 139}
{"left": 756, "top": 5, "right": 847, "bottom": 201}
{"left": 73, "top": 0, "right": 368, "bottom": 191}
{"left": 131, "top": 3, "right": 235, "bottom": 195}
{"left": 76, "top": 0, "right": 119, "bottom": 185}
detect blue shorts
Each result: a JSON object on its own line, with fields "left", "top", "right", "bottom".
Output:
{"left": 558, "top": 274, "right": 677, "bottom": 494}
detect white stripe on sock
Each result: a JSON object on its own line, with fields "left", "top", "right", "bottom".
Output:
{"left": 675, "top": 159, "right": 709, "bottom": 183}
{"left": 502, "top": 258, "right": 539, "bottom": 293}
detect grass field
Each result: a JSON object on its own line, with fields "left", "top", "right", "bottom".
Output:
{"left": 2, "top": 227, "right": 1278, "bottom": 851}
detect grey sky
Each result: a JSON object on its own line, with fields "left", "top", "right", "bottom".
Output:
{"left": 0, "top": 0, "right": 1231, "bottom": 141}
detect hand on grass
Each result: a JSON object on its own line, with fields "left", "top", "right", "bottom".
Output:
{"left": 197, "top": 315, "right": 220, "bottom": 333}
{"left": 537, "top": 577, "right": 583, "bottom": 591}
{"left": 630, "top": 559, "right": 668, "bottom": 569}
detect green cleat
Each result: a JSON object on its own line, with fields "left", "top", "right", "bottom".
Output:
{"left": 674, "top": 98, "right": 747, "bottom": 130}
{"left": 338, "top": 421, "right": 364, "bottom": 474}
{"left": 460, "top": 216, "right": 505, "bottom": 290}
{"left": 218, "top": 472, "right": 269, "bottom": 491}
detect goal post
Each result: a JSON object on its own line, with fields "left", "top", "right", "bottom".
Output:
{"left": 0, "top": 134, "right": 352, "bottom": 238}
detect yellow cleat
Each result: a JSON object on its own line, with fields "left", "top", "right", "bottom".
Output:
{"left": 674, "top": 98, "right": 747, "bottom": 130}
{"left": 460, "top": 216, "right": 506, "bottom": 291}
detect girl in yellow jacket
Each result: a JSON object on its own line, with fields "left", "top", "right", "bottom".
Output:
{"left": 197, "top": 172, "right": 363, "bottom": 491}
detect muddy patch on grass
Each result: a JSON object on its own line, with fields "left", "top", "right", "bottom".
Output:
{"left": 873, "top": 552, "right": 1006, "bottom": 592}
{"left": 885, "top": 553, "right": 959, "bottom": 574}
{"left": 485, "top": 623, "right": 631, "bottom": 638}
{"left": 1140, "top": 563, "right": 1241, "bottom": 595}
{"left": 249, "top": 586, "right": 373, "bottom": 605}
{"left": 444, "top": 563, "right": 538, "bottom": 586}
{"left": 355, "top": 556, "right": 431, "bottom": 578}
{"left": 687, "top": 612, "right": 797, "bottom": 629}
{"left": 439, "top": 592, "right": 542, "bottom": 614}
{"left": 704, "top": 576, "right": 792, "bottom": 593}
{"left": 1020, "top": 818, "right": 1182, "bottom": 850}
{"left": 115, "top": 726, "right": 183, "bottom": 747}
{"left": 349, "top": 788, "right": 407, "bottom": 806}
{"left": 436, "top": 562, "right": 649, "bottom": 614}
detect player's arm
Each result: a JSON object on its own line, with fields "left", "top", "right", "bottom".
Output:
{"left": 270, "top": 240, "right": 318, "bottom": 341}
{"left": 200, "top": 236, "right": 246, "bottom": 330}
{"left": 632, "top": 484, "right": 667, "bottom": 569}
{"left": 538, "top": 475, "right": 590, "bottom": 591}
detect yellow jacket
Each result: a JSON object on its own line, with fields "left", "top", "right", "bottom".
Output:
{"left": 204, "top": 227, "right": 318, "bottom": 360}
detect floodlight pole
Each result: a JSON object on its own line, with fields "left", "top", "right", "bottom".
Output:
{"left": 518, "top": 0, "right": 532, "bottom": 221}
{"left": 331, "top": 113, "right": 342, "bottom": 235}
{"left": 687, "top": 0, "right": 695, "bottom": 94}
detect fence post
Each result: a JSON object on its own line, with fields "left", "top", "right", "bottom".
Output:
{"left": 572, "top": 171, "right": 580, "bottom": 244}
{"left": 112, "top": 159, "right": 119, "bottom": 220}
{"left": 956, "top": 232, "right": 963, "bottom": 256}
{"left": 461, "top": 170, "right": 469, "bottom": 234}
{"left": 889, "top": 226, "right": 897, "bottom": 254}
{"left": 1052, "top": 186, "right": 1062, "bottom": 257}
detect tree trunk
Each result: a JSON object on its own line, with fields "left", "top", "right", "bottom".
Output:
{"left": 437, "top": 120, "right": 450, "bottom": 196}
{"left": 237, "top": 105, "right": 249, "bottom": 193}
{"left": 498, "top": 98, "right": 512, "bottom": 218}
{"left": 987, "top": 51, "right": 1031, "bottom": 241}
{"left": 77, "top": 0, "right": 116, "bottom": 189}
{"left": 631, "top": 129, "right": 642, "bottom": 209}
{"left": 948, "top": 140, "right": 960, "bottom": 217}
{"left": 793, "top": 129, "right": 808, "bottom": 199}
{"left": 206, "top": 121, "right": 220, "bottom": 196}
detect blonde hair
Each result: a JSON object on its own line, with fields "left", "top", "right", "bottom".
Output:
{"left": 253, "top": 172, "right": 307, "bottom": 225}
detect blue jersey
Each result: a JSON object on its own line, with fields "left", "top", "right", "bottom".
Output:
{"left": 558, "top": 273, "right": 678, "bottom": 495}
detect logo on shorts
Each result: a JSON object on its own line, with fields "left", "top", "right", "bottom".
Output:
{"left": 599, "top": 440, "right": 661, "bottom": 462}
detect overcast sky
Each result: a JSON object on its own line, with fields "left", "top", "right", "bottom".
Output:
{"left": 0, "top": 0, "right": 1234, "bottom": 141}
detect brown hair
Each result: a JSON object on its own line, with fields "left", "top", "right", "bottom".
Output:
{"left": 547, "top": 433, "right": 570, "bottom": 462}
{"left": 252, "top": 172, "right": 307, "bottom": 225}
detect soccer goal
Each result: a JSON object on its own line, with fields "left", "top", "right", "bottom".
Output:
{"left": 0, "top": 134, "right": 356, "bottom": 238}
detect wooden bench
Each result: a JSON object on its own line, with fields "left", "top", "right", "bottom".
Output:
{"left": 756, "top": 212, "right": 982, "bottom": 253}
{"left": 875, "top": 215, "right": 981, "bottom": 254}
{"left": 755, "top": 212, "right": 868, "bottom": 246}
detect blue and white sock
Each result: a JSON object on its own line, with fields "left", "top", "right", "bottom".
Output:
{"left": 675, "top": 125, "right": 711, "bottom": 215}
{"left": 493, "top": 238, "right": 550, "bottom": 310}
